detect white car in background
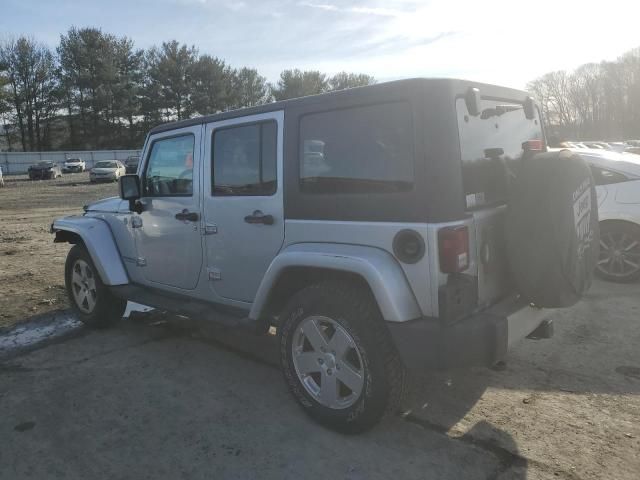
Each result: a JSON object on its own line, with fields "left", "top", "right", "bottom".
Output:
{"left": 89, "top": 160, "right": 126, "bottom": 183}
{"left": 571, "top": 148, "right": 640, "bottom": 282}
{"left": 63, "top": 157, "right": 86, "bottom": 173}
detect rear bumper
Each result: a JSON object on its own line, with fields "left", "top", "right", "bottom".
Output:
{"left": 386, "top": 295, "right": 550, "bottom": 370}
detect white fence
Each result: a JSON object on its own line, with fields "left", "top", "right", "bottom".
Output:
{"left": 0, "top": 150, "right": 142, "bottom": 175}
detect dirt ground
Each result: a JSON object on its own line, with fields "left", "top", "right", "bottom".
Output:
{"left": 0, "top": 171, "right": 639, "bottom": 479}
{"left": 0, "top": 172, "right": 118, "bottom": 328}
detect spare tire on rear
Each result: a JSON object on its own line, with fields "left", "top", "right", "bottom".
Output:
{"left": 505, "top": 150, "right": 599, "bottom": 308}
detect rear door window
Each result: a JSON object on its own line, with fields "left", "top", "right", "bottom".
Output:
{"left": 299, "top": 102, "right": 414, "bottom": 194}
{"left": 457, "top": 98, "right": 543, "bottom": 208}
{"left": 212, "top": 121, "right": 277, "bottom": 196}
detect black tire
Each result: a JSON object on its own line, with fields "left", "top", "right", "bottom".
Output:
{"left": 65, "top": 245, "right": 126, "bottom": 328}
{"left": 279, "top": 281, "right": 406, "bottom": 433}
{"left": 506, "top": 150, "right": 600, "bottom": 308}
{"left": 596, "top": 222, "right": 640, "bottom": 283}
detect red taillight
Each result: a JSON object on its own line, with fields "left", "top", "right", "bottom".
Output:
{"left": 523, "top": 139, "right": 543, "bottom": 152}
{"left": 438, "top": 226, "right": 469, "bottom": 273}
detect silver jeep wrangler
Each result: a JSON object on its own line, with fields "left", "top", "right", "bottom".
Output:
{"left": 52, "top": 78, "right": 599, "bottom": 432}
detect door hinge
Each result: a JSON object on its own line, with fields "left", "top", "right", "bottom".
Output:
{"left": 208, "top": 268, "right": 221, "bottom": 281}
{"left": 203, "top": 223, "right": 218, "bottom": 235}
{"left": 136, "top": 257, "right": 147, "bottom": 267}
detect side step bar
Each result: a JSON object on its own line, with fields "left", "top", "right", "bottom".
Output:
{"left": 109, "top": 285, "right": 266, "bottom": 333}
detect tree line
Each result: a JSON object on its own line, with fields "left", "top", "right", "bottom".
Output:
{"left": 528, "top": 46, "right": 640, "bottom": 141}
{"left": 0, "top": 28, "right": 374, "bottom": 151}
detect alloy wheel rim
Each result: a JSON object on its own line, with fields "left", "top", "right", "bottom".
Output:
{"left": 597, "top": 231, "right": 640, "bottom": 278}
{"left": 71, "top": 259, "right": 98, "bottom": 313}
{"left": 291, "top": 315, "right": 365, "bottom": 409}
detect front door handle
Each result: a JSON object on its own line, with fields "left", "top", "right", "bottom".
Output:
{"left": 175, "top": 209, "right": 199, "bottom": 222}
{"left": 244, "top": 210, "right": 274, "bottom": 225}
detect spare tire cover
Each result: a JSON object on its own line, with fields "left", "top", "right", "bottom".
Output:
{"left": 505, "top": 150, "right": 599, "bottom": 308}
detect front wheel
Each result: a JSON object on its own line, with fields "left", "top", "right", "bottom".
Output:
{"left": 65, "top": 245, "right": 126, "bottom": 328}
{"left": 279, "top": 281, "right": 406, "bottom": 433}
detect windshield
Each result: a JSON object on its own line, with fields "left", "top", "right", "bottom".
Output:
{"left": 457, "top": 98, "right": 544, "bottom": 208}
{"left": 37, "top": 162, "right": 53, "bottom": 166}
{"left": 94, "top": 161, "right": 118, "bottom": 168}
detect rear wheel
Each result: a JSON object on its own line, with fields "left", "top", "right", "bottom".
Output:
{"left": 596, "top": 222, "right": 640, "bottom": 283}
{"left": 279, "top": 281, "right": 406, "bottom": 433}
{"left": 65, "top": 245, "right": 126, "bottom": 328}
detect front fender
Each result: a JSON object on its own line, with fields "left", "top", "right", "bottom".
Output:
{"left": 250, "top": 243, "right": 421, "bottom": 322}
{"left": 52, "top": 216, "right": 128, "bottom": 286}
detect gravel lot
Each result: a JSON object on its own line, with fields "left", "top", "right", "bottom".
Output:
{"left": 0, "top": 172, "right": 118, "bottom": 327}
{"left": 0, "top": 171, "right": 639, "bottom": 479}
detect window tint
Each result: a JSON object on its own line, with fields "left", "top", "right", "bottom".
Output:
{"left": 590, "top": 166, "right": 628, "bottom": 185}
{"left": 457, "top": 98, "right": 544, "bottom": 208}
{"left": 299, "top": 102, "right": 414, "bottom": 194}
{"left": 212, "top": 121, "right": 277, "bottom": 196}
{"left": 143, "top": 134, "right": 194, "bottom": 197}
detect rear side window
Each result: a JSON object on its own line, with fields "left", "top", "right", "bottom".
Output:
{"left": 143, "top": 134, "right": 194, "bottom": 197}
{"left": 299, "top": 102, "right": 414, "bottom": 194}
{"left": 212, "top": 121, "right": 277, "bottom": 196}
{"left": 457, "top": 98, "right": 543, "bottom": 208}
{"left": 590, "top": 166, "right": 628, "bottom": 185}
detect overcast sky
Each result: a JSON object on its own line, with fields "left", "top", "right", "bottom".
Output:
{"left": 2, "top": 0, "right": 639, "bottom": 88}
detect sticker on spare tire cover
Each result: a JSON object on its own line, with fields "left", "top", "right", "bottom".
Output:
{"left": 573, "top": 177, "right": 593, "bottom": 259}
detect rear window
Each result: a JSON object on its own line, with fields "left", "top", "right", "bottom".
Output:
{"left": 299, "top": 102, "right": 414, "bottom": 194}
{"left": 457, "top": 98, "right": 543, "bottom": 208}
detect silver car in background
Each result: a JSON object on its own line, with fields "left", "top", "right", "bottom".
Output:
{"left": 89, "top": 160, "right": 126, "bottom": 183}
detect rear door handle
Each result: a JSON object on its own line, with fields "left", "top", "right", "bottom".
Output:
{"left": 175, "top": 209, "right": 199, "bottom": 222}
{"left": 244, "top": 210, "right": 274, "bottom": 225}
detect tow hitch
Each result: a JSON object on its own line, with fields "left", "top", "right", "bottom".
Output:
{"left": 527, "top": 319, "right": 554, "bottom": 340}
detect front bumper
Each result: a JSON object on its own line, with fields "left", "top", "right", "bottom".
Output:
{"left": 29, "top": 170, "right": 53, "bottom": 179}
{"left": 90, "top": 174, "right": 116, "bottom": 181}
{"left": 386, "top": 295, "right": 550, "bottom": 370}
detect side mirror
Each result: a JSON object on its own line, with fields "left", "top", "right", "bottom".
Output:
{"left": 119, "top": 174, "right": 143, "bottom": 214}
{"left": 465, "top": 87, "right": 481, "bottom": 117}
{"left": 523, "top": 96, "right": 536, "bottom": 120}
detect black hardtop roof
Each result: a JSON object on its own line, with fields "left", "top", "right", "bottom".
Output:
{"left": 148, "top": 77, "right": 532, "bottom": 135}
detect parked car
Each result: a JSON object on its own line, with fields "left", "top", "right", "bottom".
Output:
{"left": 63, "top": 157, "right": 86, "bottom": 173}
{"left": 89, "top": 160, "right": 126, "bottom": 183}
{"left": 583, "top": 142, "right": 606, "bottom": 150}
{"left": 570, "top": 148, "right": 640, "bottom": 282}
{"left": 124, "top": 155, "right": 140, "bottom": 174}
{"left": 52, "top": 79, "right": 600, "bottom": 432}
{"left": 28, "top": 161, "right": 62, "bottom": 180}
{"left": 624, "top": 146, "right": 640, "bottom": 155}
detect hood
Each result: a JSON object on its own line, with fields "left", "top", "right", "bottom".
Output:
{"left": 85, "top": 197, "right": 127, "bottom": 213}
{"left": 65, "top": 160, "right": 83, "bottom": 165}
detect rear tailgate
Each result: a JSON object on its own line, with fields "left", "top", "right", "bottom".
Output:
{"left": 456, "top": 96, "right": 544, "bottom": 308}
